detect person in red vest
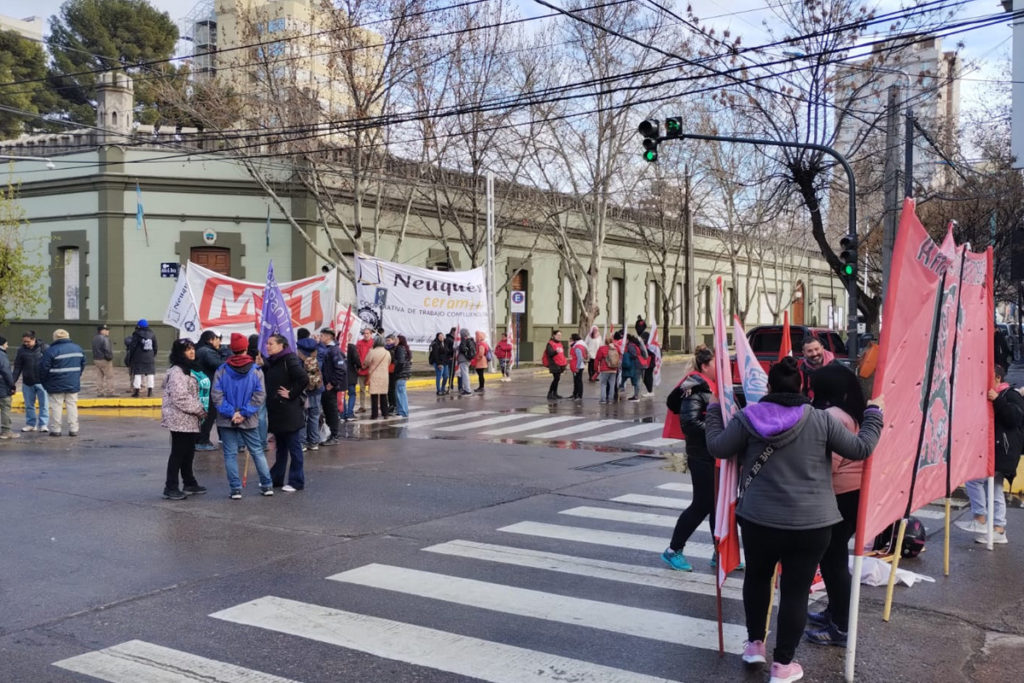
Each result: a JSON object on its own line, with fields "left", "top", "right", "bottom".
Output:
{"left": 569, "top": 333, "right": 588, "bottom": 400}
{"left": 495, "top": 333, "right": 513, "bottom": 382}
{"left": 544, "top": 329, "right": 567, "bottom": 401}
{"left": 355, "top": 327, "right": 374, "bottom": 413}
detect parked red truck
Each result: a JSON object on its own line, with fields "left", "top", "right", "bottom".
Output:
{"left": 731, "top": 325, "right": 849, "bottom": 404}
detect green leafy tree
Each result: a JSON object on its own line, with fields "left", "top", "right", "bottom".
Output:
{"left": 0, "top": 30, "right": 56, "bottom": 138}
{"left": 47, "top": 0, "right": 179, "bottom": 125}
{"left": 0, "top": 178, "right": 46, "bottom": 322}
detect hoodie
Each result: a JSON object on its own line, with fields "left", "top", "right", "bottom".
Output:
{"left": 211, "top": 356, "right": 266, "bottom": 429}
{"left": 705, "top": 393, "right": 883, "bottom": 530}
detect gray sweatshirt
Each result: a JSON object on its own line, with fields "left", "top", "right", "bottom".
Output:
{"left": 705, "top": 397, "right": 883, "bottom": 530}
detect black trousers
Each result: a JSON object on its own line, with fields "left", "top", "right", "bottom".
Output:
{"left": 321, "top": 388, "right": 341, "bottom": 438}
{"left": 643, "top": 365, "right": 655, "bottom": 392}
{"left": 740, "top": 518, "right": 831, "bottom": 665}
{"left": 476, "top": 368, "right": 485, "bottom": 389}
{"left": 572, "top": 370, "right": 584, "bottom": 398}
{"left": 198, "top": 408, "right": 217, "bottom": 444}
{"left": 818, "top": 490, "right": 859, "bottom": 630}
{"left": 587, "top": 359, "right": 596, "bottom": 380}
{"left": 669, "top": 455, "right": 716, "bottom": 550}
{"left": 371, "top": 393, "right": 389, "bottom": 418}
{"left": 548, "top": 371, "right": 563, "bottom": 397}
{"left": 165, "top": 431, "right": 199, "bottom": 491}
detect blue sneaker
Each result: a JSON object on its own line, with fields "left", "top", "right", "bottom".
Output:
{"left": 805, "top": 621, "right": 847, "bottom": 647}
{"left": 661, "top": 548, "right": 693, "bottom": 571}
{"left": 806, "top": 609, "right": 831, "bottom": 628}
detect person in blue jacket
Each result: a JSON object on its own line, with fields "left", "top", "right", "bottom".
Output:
{"left": 39, "top": 329, "right": 86, "bottom": 437}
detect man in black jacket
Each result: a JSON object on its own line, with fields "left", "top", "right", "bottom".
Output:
{"left": 12, "top": 331, "right": 48, "bottom": 432}
{"left": 194, "top": 331, "right": 224, "bottom": 450}
{"left": 127, "top": 320, "right": 158, "bottom": 397}
{"left": 318, "top": 328, "right": 347, "bottom": 445}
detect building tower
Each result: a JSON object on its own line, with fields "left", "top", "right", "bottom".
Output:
{"left": 96, "top": 72, "right": 134, "bottom": 144}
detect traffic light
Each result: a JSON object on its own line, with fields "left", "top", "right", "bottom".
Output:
{"left": 638, "top": 119, "right": 659, "bottom": 162}
{"left": 840, "top": 235, "right": 858, "bottom": 279}
{"left": 665, "top": 117, "right": 682, "bottom": 138}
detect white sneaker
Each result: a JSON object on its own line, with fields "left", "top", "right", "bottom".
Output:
{"left": 40, "top": 426, "right": 49, "bottom": 432}
{"left": 21, "top": 426, "right": 36, "bottom": 432}
{"left": 281, "top": 485, "right": 298, "bottom": 493}
{"left": 955, "top": 519, "right": 988, "bottom": 533}
{"left": 976, "top": 531, "right": 1008, "bottom": 544}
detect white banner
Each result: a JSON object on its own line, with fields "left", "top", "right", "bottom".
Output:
{"left": 163, "top": 265, "right": 201, "bottom": 340}
{"left": 182, "top": 261, "right": 337, "bottom": 338}
{"left": 354, "top": 253, "right": 489, "bottom": 350}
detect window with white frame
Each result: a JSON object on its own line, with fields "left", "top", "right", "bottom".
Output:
{"left": 672, "top": 283, "right": 683, "bottom": 325}
{"left": 562, "top": 275, "right": 574, "bottom": 324}
{"left": 610, "top": 278, "right": 623, "bottom": 325}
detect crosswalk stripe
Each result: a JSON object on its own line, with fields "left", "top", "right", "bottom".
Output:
{"left": 435, "top": 414, "right": 537, "bottom": 432}
{"left": 560, "top": 506, "right": 679, "bottom": 529}
{"left": 527, "top": 419, "right": 623, "bottom": 438}
{"left": 481, "top": 416, "right": 577, "bottom": 436}
{"left": 611, "top": 494, "right": 692, "bottom": 510}
{"left": 52, "top": 639, "right": 297, "bottom": 682}
{"left": 327, "top": 564, "right": 743, "bottom": 654}
{"left": 423, "top": 539, "right": 743, "bottom": 599}
{"left": 499, "top": 521, "right": 715, "bottom": 559}
{"left": 404, "top": 408, "right": 462, "bottom": 418}
{"left": 578, "top": 423, "right": 663, "bottom": 443}
{"left": 212, "top": 596, "right": 678, "bottom": 683}
{"left": 635, "top": 437, "right": 680, "bottom": 448}
{"left": 657, "top": 482, "right": 694, "bottom": 493}
{"left": 407, "top": 410, "right": 493, "bottom": 426}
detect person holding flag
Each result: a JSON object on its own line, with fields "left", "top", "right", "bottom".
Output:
{"left": 661, "top": 345, "right": 718, "bottom": 573}
{"left": 704, "top": 357, "right": 884, "bottom": 683}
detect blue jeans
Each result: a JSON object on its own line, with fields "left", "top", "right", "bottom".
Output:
{"left": 220, "top": 427, "right": 272, "bottom": 490}
{"left": 22, "top": 384, "right": 48, "bottom": 428}
{"left": 305, "top": 393, "right": 322, "bottom": 445}
{"left": 343, "top": 384, "right": 356, "bottom": 418}
{"left": 434, "top": 364, "right": 449, "bottom": 393}
{"left": 395, "top": 379, "right": 408, "bottom": 416}
{"left": 257, "top": 404, "right": 268, "bottom": 448}
{"left": 270, "top": 429, "right": 304, "bottom": 489}
{"left": 600, "top": 372, "right": 616, "bottom": 401}
{"left": 965, "top": 476, "right": 1006, "bottom": 528}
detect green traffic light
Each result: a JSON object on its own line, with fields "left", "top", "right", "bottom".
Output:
{"left": 843, "top": 264, "right": 854, "bottom": 276}
{"left": 643, "top": 150, "right": 658, "bottom": 162}
{"left": 665, "top": 117, "right": 682, "bottom": 136}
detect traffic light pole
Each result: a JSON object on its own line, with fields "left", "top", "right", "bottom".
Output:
{"left": 653, "top": 130, "right": 859, "bottom": 359}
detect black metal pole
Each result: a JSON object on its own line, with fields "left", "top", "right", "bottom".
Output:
{"left": 662, "top": 130, "right": 859, "bottom": 359}
{"left": 904, "top": 108, "right": 915, "bottom": 199}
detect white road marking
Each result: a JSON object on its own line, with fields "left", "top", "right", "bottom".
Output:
{"left": 406, "top": 410, "right": 493, "bottom": 426}
{"left": 578, "top": 423, "right": 664, "bottom": 442}
{"left": 481, "top": 416, "right": 578, "bottom": 436}
{"left": 498, "top": 521, "right": 715, "bottom": 559}
{"left": 611, "top": 494, "right": 693, "bottom": 510}
{"left": 327, "top": 564, "right": 743, "bottom": 654}
{"left": 52, "top": 639, "right": 297, "bottom": 682}
{"left": 560, "top": 506, "right": 679, "bottom": 528}
{"left": 423, "top": 539, "right": 742, "bottom": 599}
{"left": 657, "top": 482, "right": 694, "bottom": 493}
{"left": 212, "top": 596, "right": 675, "bottom": 683}
{"left": 435, "top": 414, "right": 537, "bottom": 432}
{"left": 527, "top": 419, "right": 623, "bottom": 438}
{"left": 635, "top": 437, "right": 681, "bottom": 448}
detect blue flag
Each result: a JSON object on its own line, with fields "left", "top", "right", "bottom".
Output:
{"left": 257, "top": 261, "right": 296, "bottom": 357}
{"left": 136, "top": 182, "right": 144, "bottom": 230}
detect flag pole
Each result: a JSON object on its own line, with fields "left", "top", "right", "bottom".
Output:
{"left": 845, "top": 553, "right": 864, "bottom": 682}
{"left": 882, "top": 518, "right": 908, "bottom": 621}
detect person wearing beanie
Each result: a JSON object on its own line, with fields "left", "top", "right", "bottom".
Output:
{"left": 39, "top": 329, "right": 86, "bottom": 436}
{"left": 0, "top": 335, "right": 18, "bottom": 440}
{"left": 12, "top": 330, "right": 48, "bottom": 432}
{"left": 211, "top": 332, "right": 274, "bottom": 499}
{"left": 127, "top": 320, "right": 158, "bottom": 397}
{"left": 296, "top": 336, "right": 324, "bottom": 450}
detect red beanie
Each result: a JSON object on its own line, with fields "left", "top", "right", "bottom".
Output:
{"left": 230, "top": 332, "right": 249, "bottom": 353}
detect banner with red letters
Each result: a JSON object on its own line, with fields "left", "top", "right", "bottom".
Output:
{"left": 855, "top": 199, "right": 993, "bottom": 549}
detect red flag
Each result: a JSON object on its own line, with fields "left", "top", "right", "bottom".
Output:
{"left": 711, "top": 278, "right": 741, "bottom": 586}
{"left": 855, "top": 199, "right": 993, "bottom": 550}
{"left": 778, "top": 311, "right": 792, "bottom": 361}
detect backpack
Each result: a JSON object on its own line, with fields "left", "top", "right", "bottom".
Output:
{"left": 303, "top": 351, "right": 323, "bottom": 392}
{"left": 462, "top": 337, "right": 477, "bottom": 360}
{"left": 605, "top": 346, "right": 620, "bottom": 369}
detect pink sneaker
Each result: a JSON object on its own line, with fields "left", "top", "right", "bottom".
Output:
{"left": 769, "top": 660, "right": 804, "bottom": 683}
{"left": 741, "top": 640, "right": 766, "bottom": 665}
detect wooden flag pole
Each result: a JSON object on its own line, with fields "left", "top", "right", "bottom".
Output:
{"left": 882, "top": 518, "right": 908, "bottom": 621}
{"left": 765, "top": 562, "right": 779, "bottom": 637}
{"left": 943, "top": 497, "right": 951, "bottom": 576}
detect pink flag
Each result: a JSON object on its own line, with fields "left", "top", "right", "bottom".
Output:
{"left": 712, "top": 278, "right": 741, "bottom": 586}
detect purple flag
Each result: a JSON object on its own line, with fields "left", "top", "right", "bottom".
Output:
{"left": 257, "top": 261, "right": 296, "bottom": 357}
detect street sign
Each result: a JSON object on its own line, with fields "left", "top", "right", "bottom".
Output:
{"left": 160, "top": 262, "right": 180, "bottom": 278}
{"left": 510, "top": 290, "right": 526, "bottom": 313}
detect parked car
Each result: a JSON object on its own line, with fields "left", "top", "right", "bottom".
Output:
{"left": 731, "top": 325, "right": 849, "bottom": 404}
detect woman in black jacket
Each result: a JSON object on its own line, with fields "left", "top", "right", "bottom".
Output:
{"left": 263, "top": 334, "right": 309, "bottom": 492}
{"left": 429, "top": 332, "right": 448, "bottom": 396}
{"left": 393, "top": 335, "right": 413, "bottom": 417}
{"left": 661, "top": 346, "right": 717, "bottom": 572}
{"left": 194, "top": 331, "right": 223, "bottom": 449}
